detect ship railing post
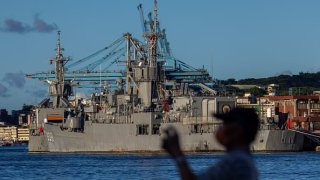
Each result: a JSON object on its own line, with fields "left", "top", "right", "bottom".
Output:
{"left": 36, "top": 109, "right": 39, "bottom": 130}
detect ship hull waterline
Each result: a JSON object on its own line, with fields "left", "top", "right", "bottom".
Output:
{"left": 29, "top": 122, "right": 304, "bottom": 153}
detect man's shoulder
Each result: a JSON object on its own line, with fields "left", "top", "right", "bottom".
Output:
{"left": 197, "top": 152, "right": 258, "bottom": 180}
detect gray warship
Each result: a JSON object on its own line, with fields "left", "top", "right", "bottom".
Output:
{"left": 28, "top": 1, "right": 304, "bottom": 152}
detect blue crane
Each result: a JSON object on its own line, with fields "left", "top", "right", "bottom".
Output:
{"left": 79, "top": 46, "right": 126, "bottom": 72}
{"left": 137, "top": 4, "right": 148, "bottom": 33}
{"left": 102, "top": 52, "right": 125, "bottom": 72}
{"left": 26, "top": 4, "right": 213, "bottom": 89}
{"left": 66, "top": 36, "right": 124, "bottom": 70}
{"left": 27, "top": 70, "right": 210, "bottom": 83}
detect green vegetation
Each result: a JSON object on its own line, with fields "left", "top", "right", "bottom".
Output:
{"left": 219, "top": 72, "right": 320, "bottom": 96}
{"left": 248, "top": 87, "right": 266, "bottom": 97}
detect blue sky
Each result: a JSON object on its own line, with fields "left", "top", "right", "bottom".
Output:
{"left": 1, "top": 0, "right": 320, "bottom": 110}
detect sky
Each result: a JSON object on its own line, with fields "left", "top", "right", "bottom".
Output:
{"left": 1, "top": 0, "right": 320, "bottom": 111}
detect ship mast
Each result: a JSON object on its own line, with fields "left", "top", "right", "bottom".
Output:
{"left": 150, "top": 0, "right": 157, "bottom": 68}
{"left": 123, "top": 0, "right": 162, "bottom": 108}
{"left": 148, "top": 0, "right": 161, "bottom": 104}
{"left": 51, "top": 31, "right": 68, "bottom": 108}
{"left": 55, "top": 31, "right": 65, "bottom": 87}
{"left": 151, "top": 0, "right": 165, "bottom": 100}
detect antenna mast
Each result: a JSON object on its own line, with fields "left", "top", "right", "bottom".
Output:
{"left": 55, "top": 31, "right": 65, "bottom": 85}
{"left": 150, "top": 0, "right": 158, "bottom": 68}
{"left": 52, "top": 30, "right": 67, "bottom": 108}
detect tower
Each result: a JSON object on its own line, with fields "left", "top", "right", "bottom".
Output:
{"left": 49, "top": 31, "right": 71, "bottom": 108}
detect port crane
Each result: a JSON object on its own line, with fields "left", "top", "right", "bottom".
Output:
{"left": 26, "top": 3, "right": 213, "bottom": 93}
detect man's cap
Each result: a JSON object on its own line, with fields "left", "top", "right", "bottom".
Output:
{"left": 214, "top": 107, "right": 259, "bottom": 128}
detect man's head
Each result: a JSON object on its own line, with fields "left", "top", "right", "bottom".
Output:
{"left": 214, "top": 107, "right": 259, "bottom": 150}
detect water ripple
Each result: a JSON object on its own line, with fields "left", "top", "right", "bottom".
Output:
{"left": 0, "top": 146, "right": 319, "bottom": 180}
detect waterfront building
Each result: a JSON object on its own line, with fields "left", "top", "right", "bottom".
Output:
{"left": 0, "top": 123, "right": 17, "bottom": 142}
{"left": 17, "top": 125, "right": 29, "bottom": 142}
{"left": 237, "top": 95, "right": 320, "bottom": 134}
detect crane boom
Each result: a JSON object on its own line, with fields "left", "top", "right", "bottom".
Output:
{"left": 66, "top": 36, "right": 124, "bottom": 69}
{"left": 80, "top": 47, "right": 126, "bottom": 72}
{"left": 137, "top": 4, "right": 148, "bottom": 33}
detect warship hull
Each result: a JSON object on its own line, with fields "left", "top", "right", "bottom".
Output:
{"left": 29, "top": 122, "right": 304, "bottom": 153}
{"left": 27, "top": 3, "right": 304, "bottom": 153}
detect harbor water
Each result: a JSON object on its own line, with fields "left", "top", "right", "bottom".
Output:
{"left": 0, "top": 146, "right": 319, "bottom": 180}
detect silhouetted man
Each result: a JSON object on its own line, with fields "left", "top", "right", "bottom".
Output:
{"left": 162, "top": 107, "right": 259, "bottom": 180}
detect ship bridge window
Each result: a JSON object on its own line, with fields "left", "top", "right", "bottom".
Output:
{"left": 191, "top": 124, "right": 204, "bottom": 134}
{"left": 137, "top": 124, "right": 149, "bottom": 135}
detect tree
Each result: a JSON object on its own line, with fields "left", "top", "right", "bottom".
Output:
{"left": 22, "top": 104, "right": 33, "bottom": 112}
{"left": 248, "top": 87, "right": 266, "bottom": 97}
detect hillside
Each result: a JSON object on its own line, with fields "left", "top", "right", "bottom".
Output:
{"left": 220, "top": 72, "right": 320, "bottom": 96}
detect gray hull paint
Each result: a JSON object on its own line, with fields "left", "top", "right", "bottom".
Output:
{"left": 29, "top": 123, "right": 304, "bottom": 152}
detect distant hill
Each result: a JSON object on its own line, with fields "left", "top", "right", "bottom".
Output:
{"left": 219, "top": 72, "right": 320, "bottom": 96}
